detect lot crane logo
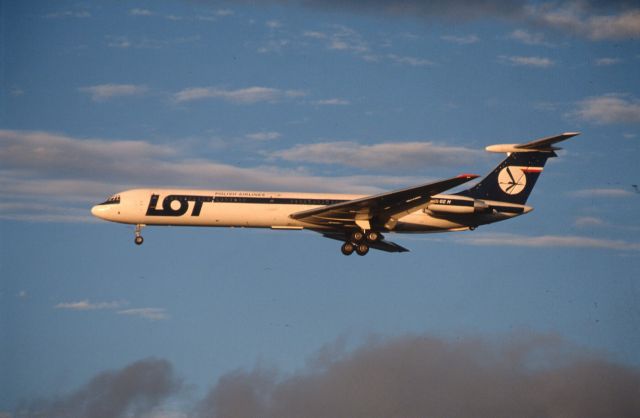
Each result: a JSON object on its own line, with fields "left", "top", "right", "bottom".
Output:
{"left": 498, "top": 166, "right": 527, "bottom": 195}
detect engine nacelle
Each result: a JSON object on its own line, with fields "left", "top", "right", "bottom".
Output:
{"left": 426, "top": 197, "right": 489, "bottom": 215}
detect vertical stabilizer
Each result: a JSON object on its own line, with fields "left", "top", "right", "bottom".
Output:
{"left": 458, "top": 132, "right": 579, "bottom": 205}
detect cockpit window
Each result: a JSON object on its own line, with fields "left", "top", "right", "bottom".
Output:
{"left": 99, "top": 194, "right": 121, "bottom": 205}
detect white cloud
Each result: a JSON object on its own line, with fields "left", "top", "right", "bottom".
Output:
{"left": 79, "top": 84, "right": 148, "bottom": 101}
{"left": 529, "top": 4, "right": 640, "bottom": 40}
{"left": 302, "top": 25, "right": 432, "bottom": 67}
{"left": 441, "top": 34, "right": 479, "bottom": 45}
{"left": 55, "top": 300, "right": 124, "bottom": 310}
{"left": 117, "top": 308, "right": 169, "bottom": 321}
{"left": 55, "top": 299, "right": 168, "bottom": 320}
{"left": 571, "top": 188, "right": 636, "bottom": 198}
{"left": 216, "top": 9, "right": 234, "bottom": 17}
{"left": 271, "top": 141, "right": 483, "bottom": 170}
{"left": 313, "top": 98, "right": 351, "bottom": 106}
{"left": 10, "top": 87, "right": 24, "bottom": 97}
{"left": 245, "top": 131, "right": 281, "bottom": 141}
{"left": 106, "top": 36, "right": 132, "bottom": 48}
{"left": 302, "top": 31, "right": 328, "bottom": 40}
{"left": 106, "top": 35, "right": 201, "bottom": 49}
{"left": 1, "top": 129, "right": 427, "bottom": 222}
{"left": 543, "top": 8, "right": 640, "bottom": 40}
{"left": 266, "top": 20, "right": 282, "bottom": 29}
{"left": 595, "top": 57, "right": 621, "bottom": 66}
{"left": 573, "top": 94, "right": 640, "bottom": 124}
{"left": 507, "top": 29, "right": 549, "bottom": 46}
{"left": 129, "top": 8, "right": 153, "bottom": 16}
{"left": 174, "top": 86, "right": 305, "bottom": 104}
{"left": 45, "top": 10, "right": 91, "bottom": 19}
{"left": 306, "top": 25, "right": 370, "bottom": 54}
{"left": 386, "top": 54, "right": 434, "bottom": 67}
{"left": 574, "top": 216, "right": 606, "bottom": 228}
{"left": 499, "top": 55, "right": 555, "bottom": 68}
{"left": 461, "top": 233, "right": 640, "bottom": 251}
{"left": 257, "top": 39, "right": 291, "bottom": 54}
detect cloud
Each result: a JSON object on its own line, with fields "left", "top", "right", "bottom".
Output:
{"left": 259, "top": 1, "right": 640, "bottom": 40}
{"left": 44, "top": 10, "right": 91, "bottom": 19}
{"left": 1, "top": 129, "right": 422, "bottom": 222}
{"left": 271, "top": 141, "right": 483, "bottom": 170}
{"left": 460, "top": 232, "right": 640, "bottom": 251}
{"left": 0, "top": 130, "right": 174, "bottom": 180}
{"left": 173, "top": 87, "right": 305, "bottom": 104}
{"left": 595, "top": 57, "right": 622, "bottom": 66}
{"left": 129, "top": 8, "right": 153, "bottom": 16}
{"left": 385, "top": 53, "right": 433, "bottom": 67}
{"left": 499, "top": 55, "right": 555, "bottom": 68}
{"left": 16, "top": 332, "right": 640, "bottom": 417}
{"left": 571, "top": 187, "right": 636, "bottom": 197}
{"left": 322, "top": 25, "right": 369, "bottom": 53}
{"left": 441, "top": 34, "right": 480, "bottom": 44}
{"left": 573, "top": 94, "right": 640, "bottom": 124}
{"left": 532, "top": 4, "right": 640, "bottom": 40}
{"left": 55, "top": 300, "right": 124, "bottom": 311}
{"left": 194, "top": 332, "right": 640, "bottom": 418}
{"left": 79, "top": 84, "right": 148, "bottom": 102}
{"left": 106, "top": 35, "right": 201, "bottom": 49}
{"left": 507, "top": 29, "right": 550, "bottom": 45}
{"left": 278, "top": 0, "right": 529, "bottom": 21}
{"left": 574, "top": 216, "right": 607, "bottom": 228}
{"left": 10, "top": 87, "right": 24, "bottom": 97}
{"left": 313, "top": 98, "right": 351, "bottom": 105}
{"left": 20, "top": 358, "right": 181, "bottom": 418}
{"left": 302, "top": 25, "right": 432, "bottom": 67}
{"left": 245, "top": 131, "right": 282, "bottom": 141}
{"left": 54, "top": 298, "right": 167, "bottom": 321}
{"left": 117, "top": 308, "right": 169, "bottom": 321}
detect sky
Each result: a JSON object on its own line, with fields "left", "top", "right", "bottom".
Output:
{"left": 1, "top": 0, "right": 640, "bottom": 416}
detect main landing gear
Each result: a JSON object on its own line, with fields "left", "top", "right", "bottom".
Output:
{"left": 340, "top": 230, "right": 380, "bottom": 256}
{"left": 134, "top": 224, "right": 145, "bottom": 245}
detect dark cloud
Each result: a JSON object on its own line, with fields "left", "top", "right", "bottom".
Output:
{"left": 12, "top": 333, "right": 640, "bottom": 417}
{"left": 18, "top": 358, "right": 181, "bottom": 418}
{"left": 223, "top": 0, "right": 640, "bottom": 39}
{"left": 306, "top": 0, "right": 526, "bottom": 20}
{"left": 233, "top": 0, "right": 529, "bottom": 20}
{"left": 195, "top": 333, "right": 640, "bottom": 418}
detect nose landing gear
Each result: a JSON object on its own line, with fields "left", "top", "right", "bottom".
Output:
{"left": 134, "top": 224, "right": 145, "bottom": 245}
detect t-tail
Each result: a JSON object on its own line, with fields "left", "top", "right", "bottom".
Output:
{"left": 457, "top": 132, "right": 580, "bottom": 205}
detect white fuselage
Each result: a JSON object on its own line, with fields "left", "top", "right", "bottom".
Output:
{"left": 91, "top": 188, "right": 530, "bottom": 234}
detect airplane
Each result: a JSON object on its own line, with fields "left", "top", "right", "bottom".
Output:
{"left": 91, "top": 132, "right": 579, "bottom": 255}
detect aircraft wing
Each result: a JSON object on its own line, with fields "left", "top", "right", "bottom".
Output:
{"left": 290, "top": 174, "right": 479, "bottom": 230}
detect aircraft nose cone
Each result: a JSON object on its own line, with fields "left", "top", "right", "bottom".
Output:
{"left": 91, "top": 204, "right": 108, "bottom": 219}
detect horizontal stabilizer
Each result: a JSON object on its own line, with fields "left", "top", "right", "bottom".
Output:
{"left": 485, "top": 132, "right": 580, "bottom": 153}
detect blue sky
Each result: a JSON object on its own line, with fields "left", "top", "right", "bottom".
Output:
{"left": 1, "top": 1, "right": 640, "bottom": 416}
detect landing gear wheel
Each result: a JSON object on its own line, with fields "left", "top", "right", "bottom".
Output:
{"left": 355, "top": 243, "right": 369, "bottom": 256}
{"left": 341, "top": 242, "right": 355, "bottom": 256}
{"left": 365, "top": 231, "right": 380, "bottom": 242}
{"left": 134, "top": 224, "right": 145, "bottom": 246}
{"left": 350, "top": 230, "right": 365, "bottom": 242}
